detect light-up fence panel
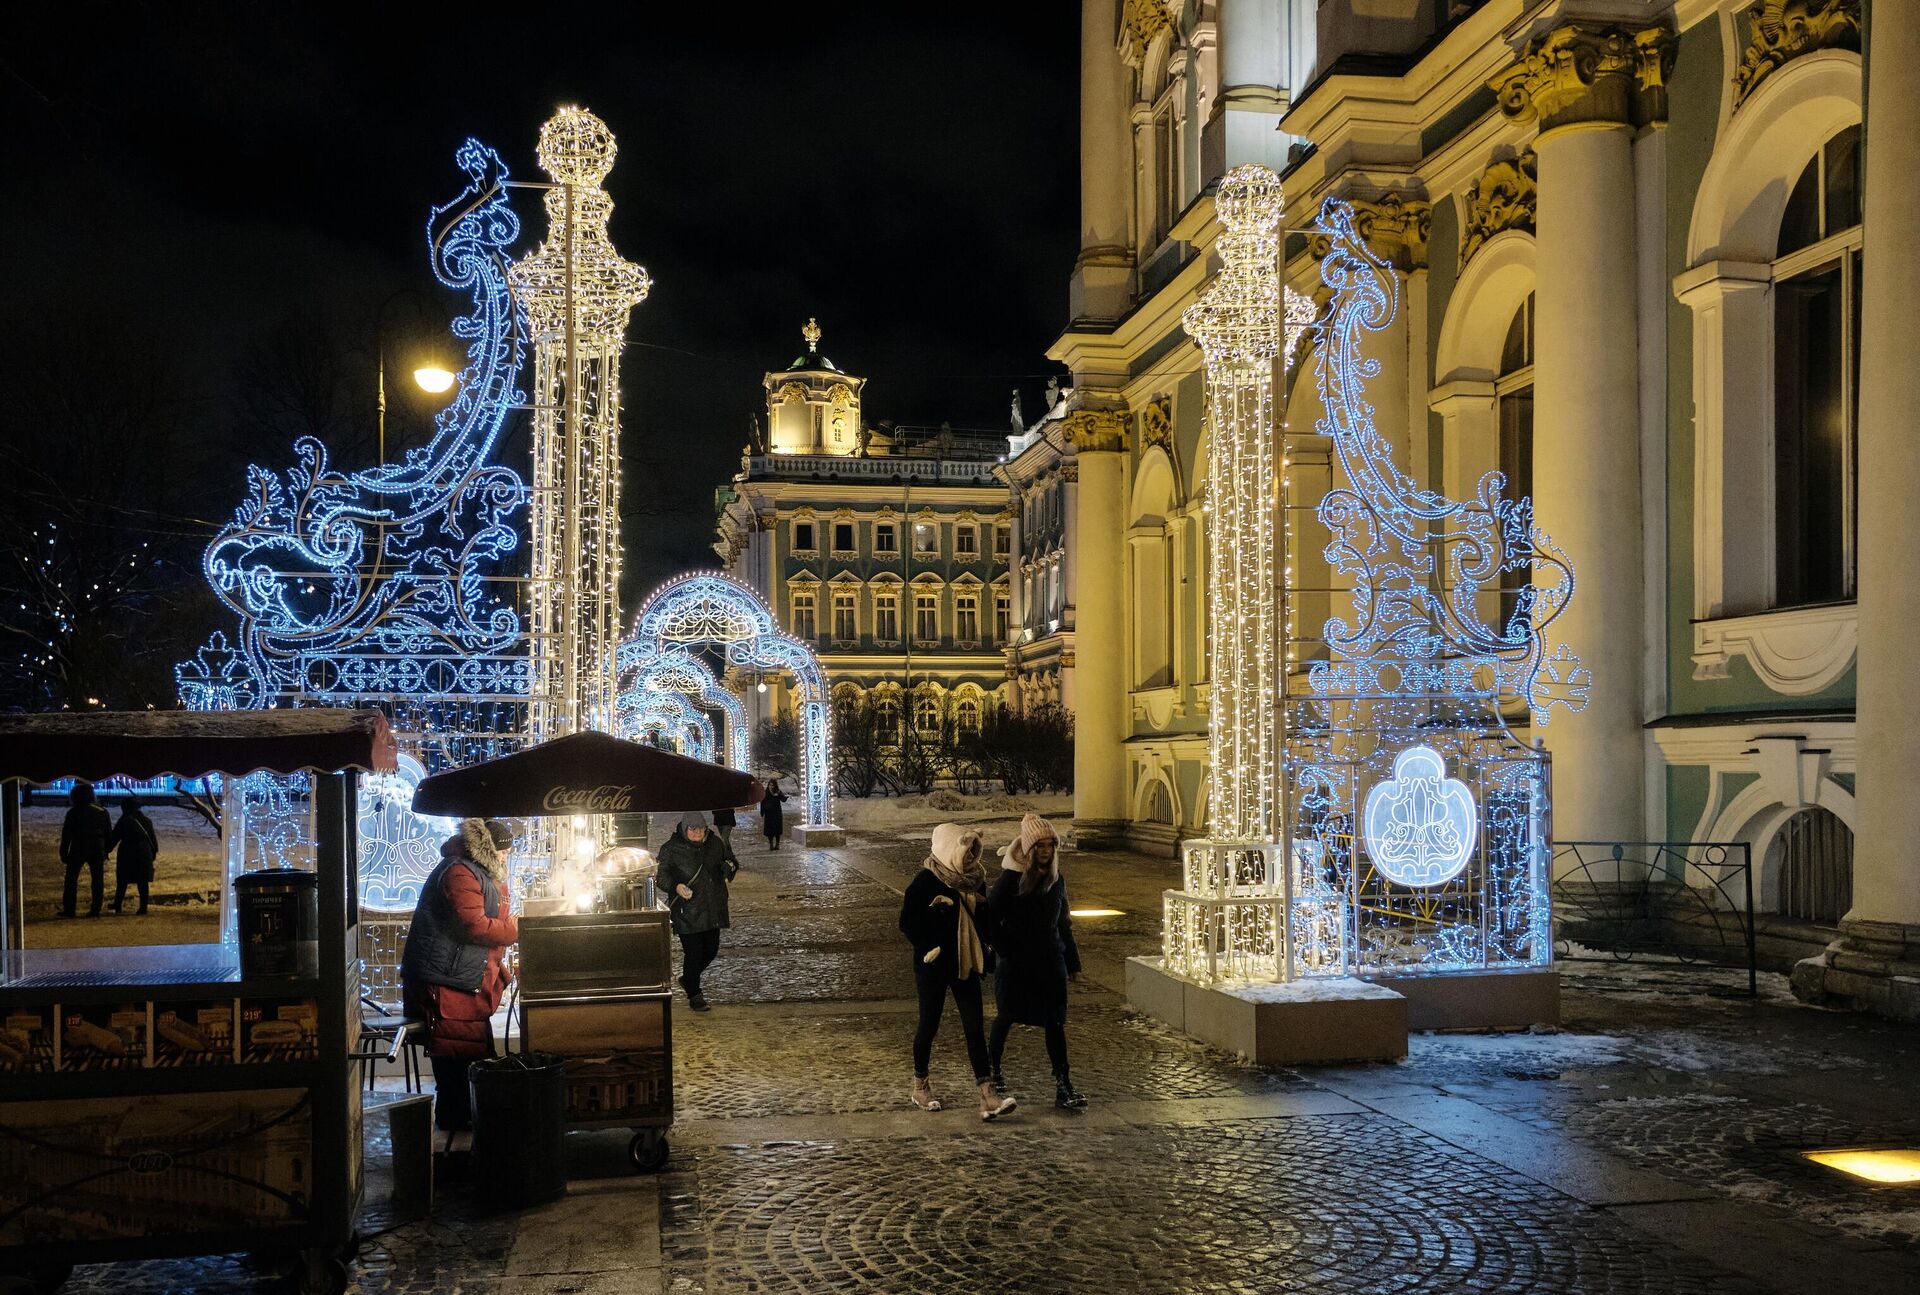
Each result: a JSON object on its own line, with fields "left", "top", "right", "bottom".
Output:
{"left": 511, "top": 107, "right": 652, "bottom": 745}
{"left": 1161, "top": 176, "right": 1586, "bottom": 985}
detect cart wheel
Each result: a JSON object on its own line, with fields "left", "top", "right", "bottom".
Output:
{"left": 629, "top": 1130, "right": 669, "bottom": 1172}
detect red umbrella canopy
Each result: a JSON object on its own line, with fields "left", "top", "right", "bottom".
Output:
{"left": 411, "top": 731, "right": 763, "bottom": 818}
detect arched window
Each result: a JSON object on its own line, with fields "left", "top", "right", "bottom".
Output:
{"left": 1773, "top": 125, "right": 1862, "bottom": 608}
{"left": 955, "top": 695, "right": 981, "bottom": 733}
{"left": 1497, "top": 293, "right": 1535, "bottom": 632}
{"left": 874, "top": 696, "right": 901, "bottom": 747}
{"left": 913, "top": 691, "right": 941, "bottom": 736}
{"left": 1772, "top": 805, "right": 1854, "bottom": 924}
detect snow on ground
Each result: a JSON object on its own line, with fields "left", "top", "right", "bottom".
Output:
{"left": 17, "top": 805, "right": 223, "bottom": 948}
{"left": 833, "top": 791, "right": 1074, "bottom": 842}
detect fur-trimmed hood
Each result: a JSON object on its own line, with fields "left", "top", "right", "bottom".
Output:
{"left": 459, "top": 818, "right": 512, "bottom": 881}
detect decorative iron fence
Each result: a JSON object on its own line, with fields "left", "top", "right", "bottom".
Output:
{"left": 1550, "top": 841, "right": 1757, "bottom": 995}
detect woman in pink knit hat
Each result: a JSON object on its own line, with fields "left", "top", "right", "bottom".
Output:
{"left": 986, "top": 813, "right": 1086, "bottom": 1109}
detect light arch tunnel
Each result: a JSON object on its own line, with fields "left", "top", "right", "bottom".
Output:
{"left": 618, "top": 571, "right": 835, "bottom": 830}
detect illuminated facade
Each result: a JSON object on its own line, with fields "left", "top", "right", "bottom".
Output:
{"left": 1066, "top": 1, "right": 1918, "bottom": 1018}
{"left": 715, "top": 324, "right": 1012, "bottom": 742}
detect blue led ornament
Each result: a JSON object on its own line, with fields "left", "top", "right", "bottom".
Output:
{"left": 1362, "top": 746, "right": 1478, "bottom": 888}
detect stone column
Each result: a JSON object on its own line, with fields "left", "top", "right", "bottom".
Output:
{"left": 1064, "top": 410, "right": 1129, "bottom": 841}
{"left": 1073, "top": 0, "right": 1133, "bottom": 322}
{"left": 1202, "top": 0, "right": 1293, "bottom": 181}
{"left": 1492, "top": 23, "right": 1672, "bottom": 844}
{"left": 1798, "top": 1, "right": 1920, "bottom": 1019}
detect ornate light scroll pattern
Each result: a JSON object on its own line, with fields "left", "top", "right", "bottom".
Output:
{"left": 358, "top": 752, "right": 459, "bottom": 912}
{"left": 620, "top": 688, "right": 716, "bottom": 760}
{"left": 177, "top": 137, "right": 534, "bottom": 910}
{"left": 1283, "top": 194, "right": 1578, "bottom": 977}
{"left": 511, "top": 106, "right": 652, "bottom": 743}
{"left": 622, "top": 572, "right": 835, "bottom": 830}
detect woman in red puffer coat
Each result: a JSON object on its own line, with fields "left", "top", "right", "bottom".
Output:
{"left": 401, "top": 818, "right": 519, "bottom": 1131}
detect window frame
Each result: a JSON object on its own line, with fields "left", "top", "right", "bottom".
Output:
{"left": 831, "top": 589, "right": 858, "bottom": 647}
{"left": 791, "top": 591, "right": 817, "bottom": 642}
{"left": 791, "top": 519, "right": 817, "bottom": 555}
{"left": 913, "top": 591, "right": 939, "bottom": 646}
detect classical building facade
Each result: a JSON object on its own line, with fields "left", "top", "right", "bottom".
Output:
{"left": 1055, "top": 0, "right": 1917, "bottom": 1016}
{"left": 715, "top": 323, "right": 1013, "bottom": 740}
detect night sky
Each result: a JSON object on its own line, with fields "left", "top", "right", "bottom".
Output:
{"left": 1, "top": 3, "right": 1080, "bottom": 601}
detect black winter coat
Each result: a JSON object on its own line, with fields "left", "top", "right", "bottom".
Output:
{"left": 61, "top": 803, "right": 113, "bottom": 863}
{"left": 658, "top": 830, "right": 737, "bottom": 936}
{"left": 760, "top": 784, "right": 787, "bottom": 836}
{"left": 110, "top": 811, "right": 159, "bottom": 882}
{"left": 988, "top": 870, "right": 1081, "bottom": 1027}
{"left": 899, "top": 869, "right": 991, "bottom": 983}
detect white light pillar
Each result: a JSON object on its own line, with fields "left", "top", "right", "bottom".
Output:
{"left": 1073, "top": 0, "right": 1133, "bottom": 322}
{"left": 1850, "top": 4, "right": 1920, "bottom": 931}
{"left": 1494, "top": 24, "right": 1672, "bottom": 844}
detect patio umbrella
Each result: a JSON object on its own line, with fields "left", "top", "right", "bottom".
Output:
{"left": 411, "top": 730, "right": 763, "bottom": 818}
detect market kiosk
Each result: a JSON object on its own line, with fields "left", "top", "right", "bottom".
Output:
{"left": 0, "top": 710, "right": 396, "bottom": 1295}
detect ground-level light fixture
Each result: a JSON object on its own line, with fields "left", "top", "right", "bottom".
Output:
{"left": 1070, "top": 908, "right": 1124, "bottom": 919}
{"left": 1802, "top": 1148, "right": 1920, "bottom": 1185}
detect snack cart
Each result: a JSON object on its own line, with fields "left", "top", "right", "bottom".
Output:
{"left": 411, "top": 730, "right": 758, "bottom": 1172}
{"left": 0, "top": 710, "right": 397, "bottom": 1294}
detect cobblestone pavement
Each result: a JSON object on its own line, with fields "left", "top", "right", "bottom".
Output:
{"left": 29, "top": 827, "right": 1920, "bottom": 1295}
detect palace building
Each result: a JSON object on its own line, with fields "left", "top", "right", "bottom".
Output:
{"left": 1048, "top": 1, "right": 1915, "bottom": 1016}
{"left": 715, "top": 321, "right": 1014, "bottom": 741}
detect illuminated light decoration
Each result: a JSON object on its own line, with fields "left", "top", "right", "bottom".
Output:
{"left": 616, "top": 647, "right": 751, "bottom": 770}
{"left": 178, "top": 137, "right": 535, "bottom": 915}
{"left": 620, "top": 572, "right": 834, "bottom": 830}
{"left": 357, "top": 752, "right": 460, "bottom": 912}
{"left": 1160, "top": 173, "right": 1580, "bottom": 985}
{"left": 620, "top": 689, "right": 716, "bottom": 760}
{"left": 1361, "top": 746, "right": 1478, "bottom": 888}
{"left": 510, "top": 106, "right": 652, "bottom": 744}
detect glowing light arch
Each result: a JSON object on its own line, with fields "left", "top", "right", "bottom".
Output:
{"left": 621, "top": 571, "right": 834, "bottom": 831}
{"left": 615, "top": 647, "right": 749, "bottom": 769}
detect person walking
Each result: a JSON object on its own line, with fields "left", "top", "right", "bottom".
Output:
{"left": 760, "top": 779, "right": 788, "bottom": 851}
{"left": 59, "top": 782, "right": 113, "bottom": 919}
{"left": 900, "top": 822, "right": 1017, "bottom": 1121}
{"left": 713, "top": 804, "right": 738, "bottom": 851}
{"left": 108, "top": 795, "right": 159, "bottom": 915}
{"left": 658, "top": 811, "right": 738, "bottom": 1012}
{"left": 987, "top": 814, "right": 1087, "bottom": 1109}
{"left": 400, "top": 819, "right": 519, "bottom": 1132}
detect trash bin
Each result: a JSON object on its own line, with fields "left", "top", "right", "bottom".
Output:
{"left": 233, "top": 868, "right": 319, "bottom": 977}
{"left": 469, "top": 1052, "right": 567, "bottom": 1207}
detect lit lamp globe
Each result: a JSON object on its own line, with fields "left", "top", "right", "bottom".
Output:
{"left": 413, "top": 366, "right": 457, "bottom": 395}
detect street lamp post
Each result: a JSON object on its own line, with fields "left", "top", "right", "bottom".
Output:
{"left": 374, "top": 288, "right": 459, "bottom": 464}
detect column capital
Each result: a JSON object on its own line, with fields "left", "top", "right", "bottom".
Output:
{"left": 1306, "top": 195, "right": 1432, "bottom": 273}
{"left": 1491, "top": 23, "right": 1676, "bottom": 134}
{"left": 1062, "top": 409, "right": 1130, "bottom": 454}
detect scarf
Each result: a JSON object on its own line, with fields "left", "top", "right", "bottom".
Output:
{"left": 925, "top": 823, "right": 987, "bottom": 980}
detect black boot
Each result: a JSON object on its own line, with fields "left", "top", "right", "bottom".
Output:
{"left": 1054, "top": 1073, "right": 1086, "bottom": 1109}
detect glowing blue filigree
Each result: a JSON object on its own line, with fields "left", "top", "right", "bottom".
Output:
{"left": 616, "top": 647, "right": 750, "bottom": 770}
{"left": 1361, "top": 746, "right": 1478, "bottom": 888}
{"left": 183, "top": 138, "right": 529, "bottom": 712}
{"left": 358, "top": 752, "right": 460, "bottom": 913}
{"left": 621, "top": 572, "right": 834, "bottom": 829}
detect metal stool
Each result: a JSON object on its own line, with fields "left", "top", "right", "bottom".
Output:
{"left": 355, "top": 997, "right": 426, "bottom": 1093}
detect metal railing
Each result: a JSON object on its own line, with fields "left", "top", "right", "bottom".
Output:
{"left": 1551, "top": 841, "right": 1757, "bottom": 995}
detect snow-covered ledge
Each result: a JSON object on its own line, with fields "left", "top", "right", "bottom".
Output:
{"left": 1692, "top": 602, "right": 1856, "bottom": 695}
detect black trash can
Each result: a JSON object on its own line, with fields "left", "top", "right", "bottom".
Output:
{"left": 469, "top": 1052, "right": 567, "bottom": 1207}
{"left": 232, "top": 868, "right": 319, "bottom": 977}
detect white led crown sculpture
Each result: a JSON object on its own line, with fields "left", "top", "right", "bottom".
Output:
{"left": 510, "top": 107, "right": 652, "bottom": 742}
{"left": 1162, "top": 173, "right": 1586, "bottom": 984}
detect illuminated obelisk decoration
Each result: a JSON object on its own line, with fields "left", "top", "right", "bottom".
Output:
{"left": 510, "top": 107, "right": 652, "bottom": 743}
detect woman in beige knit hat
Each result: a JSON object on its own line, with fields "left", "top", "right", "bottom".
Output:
{"left": 986, "top": 813, "right": 1086, "bottom": 1109}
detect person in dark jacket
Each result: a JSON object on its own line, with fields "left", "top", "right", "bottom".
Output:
{"left": 759, "top": 780, "right": 788, "bottom": 850}
{"left": 401, "top": 819, "right": 519, "bottom": 1131}
{"left": 658, "top": 811, "right": 738, "bottom": 1012}
{"left": 900, "top": 823, "right": 1017, "bottom": 1121}
{"left": 108, "top": 795, "right": 159, "bottom": 915}
{"left": 59, "top": 782, "right": 113, "bottom": 919}
{"left": 713, "top": 804, "right": 737, "bottom": 851}
{"left": 987, "top": 814, "right": 1086, "bottom": 1109}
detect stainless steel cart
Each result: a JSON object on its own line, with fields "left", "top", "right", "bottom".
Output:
{"left": 515, "top": 907, "right": 674, "bottom": 1171}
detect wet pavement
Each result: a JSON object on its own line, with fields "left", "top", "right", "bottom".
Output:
{"left": 29, "top": 819, "right": 1920, "bottom": 1294}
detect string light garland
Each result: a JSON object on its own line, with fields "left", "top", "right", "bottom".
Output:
{"left": 615, "top": 646, "right": 751, "bottom": 769}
